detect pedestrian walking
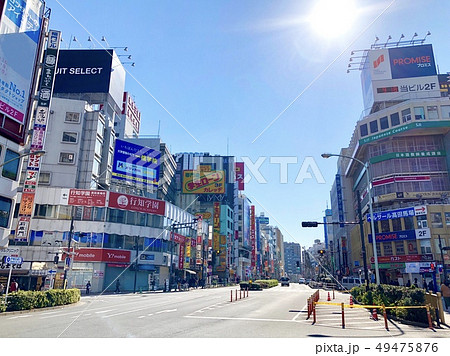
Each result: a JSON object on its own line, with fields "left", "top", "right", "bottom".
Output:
{"left": 85, "top": 280, "right": 91, "bottom": 295}
{"left": 440, "top": 282, "right": 450, "bottom": 310}
{"left": 413, "top": 278, "right": 418, "bottom": 287}
{"left": 0, "top": 283, "right": 4, "bottom": 295}
{"left": 428, "top": 280, "right": 434, "bottom": 292}
{"left": 9, "top": 279, "right": 18, "bottom": 293}
{"left": 406, "top": 280, "right": 411, "bottom": 287}
{"left": 115, "top": 279, "right": 120, "bottom": 293}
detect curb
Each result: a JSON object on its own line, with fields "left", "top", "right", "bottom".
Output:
{"left": 0, "top": 300, "right": 82, "bottom": 317}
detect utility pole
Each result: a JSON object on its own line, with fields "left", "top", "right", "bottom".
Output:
{"left": 357, "top": 190, "right": 370, "bottom": 291}
{"left": 62, "top": 206, "right": 74, "bottom": 289}
{"left": 133, "top": 236, "right": 139, "bottom": 293}
{"left": 438, "top": 235, "right": 448, "bottom": 283}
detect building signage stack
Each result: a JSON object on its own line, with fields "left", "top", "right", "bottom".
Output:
{"left": 16, "top": 30, "right": 61, "bottom": 241}
{"left": 250, "top": 205, "right": 256, "bottom": 269}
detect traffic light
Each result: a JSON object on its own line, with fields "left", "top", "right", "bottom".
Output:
{"left": 318, "top": 249, "right": 325, "bottom": 255}
{"left": 296, "top": 261, "right": 300, "bottom": 267}
{"left": 301, "top": 221, "right": 318, "bottom": 227}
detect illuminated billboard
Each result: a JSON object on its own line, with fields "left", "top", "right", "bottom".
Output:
{"left": 112, "top": 139, "right": 161, "bottom": 188}
{"left": 182, "top": 170, "right": 225, "bottom": 194}
{"left": 0, "top": 0, "right": 44, "bottom": 127}
{"left": 361, "top": 44, "right": 439, "bottom": 109}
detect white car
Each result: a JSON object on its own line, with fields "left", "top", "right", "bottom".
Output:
{"left": 298, "top": 278, "right": 306, "bottom": 284}
{"left": 280, "top": 277, "right": 290, "bottom": 287}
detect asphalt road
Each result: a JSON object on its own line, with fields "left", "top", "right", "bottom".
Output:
{"left": 0, "top": 284, "right": 447, "bottom": 338}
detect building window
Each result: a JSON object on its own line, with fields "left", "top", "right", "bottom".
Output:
{"left": 445, "top": 212, "right": 450, "bottom": 226}
{"left": 420, "top": 239, "right": 432, "bottom": 254}
{"left": 390, "top": 112, "right": 400, "bottom": 126}
{"left": 94, "top": 138, "right": 102, "bottom": 158}
{"left": 427, "top": 106, "right": 439, "bottom": 120}
{"left": 392, "top": 218, "right": 402, "bottom": 231}
{"left": 381, "top": 219, "right": 390, "bottom": 232}
{"left": 2, "top": 149, "right": 20, "bottom": 180}
{"left": 383, "top": 242, "right": 393, "bottom": 256}
{"left": 35, "top": 204, "right": 55, "bottom": 218}
{"left": 414, "top": 107, "right": 425, "bottom": 120}
{"left": 0, "top": 196, "right": 12, "bottom": 228}
{"left": 416, "top": 215, "right": 428, "bottom": 228}
{"left": 441, "top": 105, "right": 450, "bottom": 119}
{"left": 431, "top": 212, "right": 443, "bottom": 228}
{"left": 401, "top": 108, "right": 412, "bottom": 123}
{"left": 369, "top": 120, "right": 378, "bottom": 133}
{"left": 62, "top": 131, "right": 78, "bottom": 143}
{"left": 97, "top": 120, "right": 105, "bottom": 138}
{"left": 38, "top": 172, "right": 51, "bottom": 184}
{"left": 59, "top": 152, "right": 75, "bottom": 164}
{"left": 92, "top": 158, "right": 101, "bottom": 176}
{"left": 395, "top": 241, "right": 405, "bottom": 255}
{"left": 404, "top": 216, "right": 414, "bottom": 230}
{"left": 359, "top": 123, "right": 368, "bottom": 137}
{"left": 380, "top": 116, "right": 389, "bottom": 130}
{"left": 65, "top": 112, "right": 80, "bottom": 123}
{"left": 407, "top": 240, "right": 418, "bottom": 254}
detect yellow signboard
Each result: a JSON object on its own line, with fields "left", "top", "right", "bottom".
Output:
{"left": 183, "top": 170, "right": 225, "bottom": 194}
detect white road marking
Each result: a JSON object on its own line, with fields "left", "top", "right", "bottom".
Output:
{"left": 138, "top": 316, "right": 146, "bottom": 319}
{"left": 155, "top": 309, "right": 177, "bottom": 314}
{"left": 8, "top": 315, "right": 31, "bottom": 320}
{"left": 185, "top": 315, "right": 306, "bottom": 323}
{"left": 95, "top": 309, "right": 116, "bottom": 314}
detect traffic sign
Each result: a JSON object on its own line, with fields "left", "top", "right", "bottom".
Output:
{"left": 4, "top": 256, "right": 23, "bottom": 265}
{"left": 48, "top": 269, "right": 57, "bottom": 274}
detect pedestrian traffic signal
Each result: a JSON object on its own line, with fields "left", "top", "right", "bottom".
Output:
{"left": 301, "top": 221, "right": 318, "bottom": 227}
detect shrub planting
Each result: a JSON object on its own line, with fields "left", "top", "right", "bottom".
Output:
{"left": 2, "top": 289, "right": 81, "bottom": 312}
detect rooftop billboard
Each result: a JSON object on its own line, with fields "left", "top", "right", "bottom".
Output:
{"left": 112, "top": 138, "right": 161, "bottom": 188}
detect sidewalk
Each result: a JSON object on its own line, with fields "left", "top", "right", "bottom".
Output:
{"left": 311, "top": 287, "right": 450, "bottom": 331}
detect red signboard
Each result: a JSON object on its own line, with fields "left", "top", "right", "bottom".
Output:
{"left": 172, "top": 232, "right": 185, "bottom": 244}
{"left": 235, "top": 162, "right": 245, "bottom": 190}
{"left": 68, "top": 189, "right": 107, "bottom": 207}
{"left": 179, "top": 241, "right": 185, "bottom": 269}
{"left": 122, "top": 92, "right": 141, "bottom": 134}
{"left": 108, "top": 192, "right": 165, "bottom": 216}
{"left": 371, "top": 254, "right": 433, "bottom": 263}
{"left": 65, "top": 248, "right": 131, "bottom": 263}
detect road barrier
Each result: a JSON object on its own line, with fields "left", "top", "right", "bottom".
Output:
{"left": 311, "top": 301, "right": 434, "bottom": 330}
{"left": 307, "top": 290, "right": 320, "bottom": 319}
{"left": 230, "top": 288, "right": 249, "bottom": 303}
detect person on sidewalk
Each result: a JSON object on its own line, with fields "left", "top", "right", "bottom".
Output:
{"left": 115, "top": 279, "right": 120, "bottom": 293}
{"left": 440, "top": 281, "right": 450, "bottom": 310}
{"left": 86, "top": 281, "right": 91, "bottom": 295}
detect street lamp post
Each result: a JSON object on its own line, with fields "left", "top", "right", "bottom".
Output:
{"left": 322, "top": 153, "right": 380, "bottom": 285}
{"left": 0, "top": 150, "right": 45, "bottom": 168}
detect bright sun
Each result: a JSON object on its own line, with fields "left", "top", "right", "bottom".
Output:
{"left": 308, "top": 0, "right": 358, "bottom": 39}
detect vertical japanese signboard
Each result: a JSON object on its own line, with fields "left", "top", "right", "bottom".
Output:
{"left": 196, "top": 216, "right": 203, "bottom": 265}
{"left": 16, "top": 30, "right": 60, "bottom": 241}
{"left": 235, "top": 162, "right": 244, "bottom": 190}
{"left": 213, "top": 202, "right": 220, "bottom": 254}
{"left": 250, "top": 205, "right": 256, "bottom": 269}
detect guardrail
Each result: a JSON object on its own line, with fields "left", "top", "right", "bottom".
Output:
{"left": 311, "top": 301, "right": 434, "bottom": 330}
{"left": 230, "top": 287, "right": 249, "bottom": 302}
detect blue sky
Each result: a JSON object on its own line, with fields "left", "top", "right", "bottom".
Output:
{"left": 45, "top": 0, "right": 450, "bottom": 248}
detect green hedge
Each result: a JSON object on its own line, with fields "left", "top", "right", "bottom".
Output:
{"left": 254, "top": 279, "right": 278, "bottom": 289}
{"left": 239, "top": 282, "right": 261, "bottom": 290}
{"left": 351, "top": 284, "right": 427, "bottom": 324}
{"left": 2, "top": 289, "right": 80, "bottom": 312}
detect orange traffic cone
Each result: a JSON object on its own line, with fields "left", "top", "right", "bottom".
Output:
{"left": 350, "top": 295, "right": 353, "bottom": 307}
{"left": 327, "top": 292, "right": 331, "bottom": 301}
{"left": 372, "top": 308, "right": 378, "bottom": 321}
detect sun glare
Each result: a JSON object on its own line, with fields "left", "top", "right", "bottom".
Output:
{"left": 308, "top": 0, "right": 358, "bottom": 39}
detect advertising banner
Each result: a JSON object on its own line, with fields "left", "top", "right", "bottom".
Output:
{"left": 235, "top": 162, "right": 244, "bottom": 190}
{"left": 112, "top": 139, "right": 160, "bottom": 188}
{"left": 370, "top": 150, "right": 445, "bottom": 164}
{"left": 368, "top": 229, "right": 430, "bottom": 243}
{"left": 0, "top": 0, "right": 44, "bottom": 125}
{"left": 195, "top": 211, "right": 211, "bottom": 220}
{"left": 182, "top": 170, "right": 225, "bottom": 194}
{"left": 65, "top": 248, "right": 131, "bottom": 263}
{"left": 368, "top": 205, "right": 427, "bottom": 221}
{"left": 179, "top": 241, "right": 185, "bottom": 270}
{"left": 213, "top": 202, "right": 220, "bottom": 252}
{"left": 108, "top": 192, "right": 165, "bottom": 216}
{"left": 250, "top": 205, "right": 256, "bottom": 268}
{"left": 336, "top": 174, "right": 345, "bottom": 227}
{"left": 15, "top": 30, "right": 60, "bottom": 241}
{"left": 122, "top": 92, "right": 141, "bottom": 134}
{"left": 68, "top": 189, "right": 107, "bottom": 207}
{"left": 371, "top": 254, "right": 434, "bottom": 264}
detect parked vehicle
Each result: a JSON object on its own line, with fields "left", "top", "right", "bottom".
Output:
{"left": 340, "top": 276, "right": 364, "bottom": 290}
{"left": 298, "top": 278, "right": 306, "bottom": 284}
{"left": 280, "top": 277, "right": 290, "bottom": 287}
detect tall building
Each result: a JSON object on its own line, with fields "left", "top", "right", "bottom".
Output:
{"left": 284, "top": 242, "right": 301, "bottom": 279}
{"left": 330, "top": 40, "right": 450, "bottom": 288}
